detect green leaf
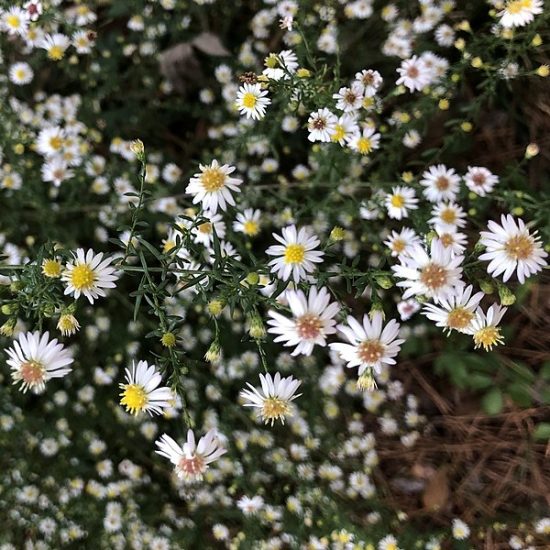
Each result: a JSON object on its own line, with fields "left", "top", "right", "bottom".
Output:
{"left": 533, "top": 423, "right": 550, "bottom": 441}
{"left": 506, "top": 382, "right": 532, "bottom": 407}
{"left": 482, "top": 388, "right": 503, "bottom": 415}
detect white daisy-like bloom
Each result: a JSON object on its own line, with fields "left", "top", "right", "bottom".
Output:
{"left": 429, "top": 201, "right": 467, "bottom": 232}
{"left": 191, "top": 212, "right": 226, "bottom": 246}
{"left": 378, "top": 534, "right": 401, "bottom": 550}
{"left": 9, "top": 62, "right": 34, "bottom": 85}
{"left": 1, "top": 7, "right": 29, "bottom": 36}
{"left": 5, "top": 331, "right": 74, "bottom": 394}
{"left": 392, "top": 239, "right": 464, "bottom": 302}
{"left": 267, "top": 286, "right": 339, "bottom": 356}
{"left": 24, "top": 1, "right": 43, "bottom": 22}
{"left": 466, "top": 304, "right": 507, "bottom": 351}
{"left": 452, "top": 518, "right": 471, "bottom": 540}
{"left": 403, "top": 129, "right": 421, "bottom": 148}
{"left": 72, "top": 30, "right": 94, "bottom": 54}
{"left": 186, "top": 159, "right": 242, "bottom": 213}
{"left": 397, "top": 298, "right": 421, "bottom": 321}
{"left": 384, "top": 227, "right": 421, "bottom": 258}
{"left": 464, "top": 166, "right": 499, "bottom": 197}
{"left": 119, "top": 360, "right": 174, "bottom": 416}
{"left": 330, "top": 312, "right": 405, "bottom": 388}
{"left": 347, "top": 126, "right": 381, "bottom": 156}
{"left": 41, "top": 157, "right": 74, "bottom": 187}
{"left": 354, "top": 69, "right": 383, "bottom": 97}
{"left": 330, "top": 114, "right": 360, "bottom": 146}
{"left": 40, "top": 33, "right": 71, "bottom": 61}
{"left": 36, "top": 126, "right": 66, "bottom": 157}
{"left": 61, "top": 249, "right": 119, "bottom": 303}
{"left": 396, "top": 55, "right": 432, "bottom": 92}
{"left": 307, "top": 108, "right": 337, "bottom": 142}
{"left": 479, "top": 214, "right": 548, "bottom": 284}
{"left": 420, "top": 164, "right": 461, "bottom": 202}
{"left": 155, "top": 429, "right": 226, "bottom": 482}
{"left": 266, "top": 225, "right": 324, "bottom": 283}
{"left": 384, "top": 186, "right": 419, "bottom": 220}
{"left": 233, "top": 208, "right": 262, "bottom": 237}
{"left": 237, "top": 495, "right": 264, "bottom": 515}
{"left": 435, "top": 23, "right": 455, "bottom": 47}
{"left": 436, "top": 228, "right": 468, "bottom": 256}
{"left": 499, "top": 0, "right": 543, "bottom": 28}
{"left": 422, "top": 285, "right": 485, "bottom": 334}
{"left": 534, "top": 517, "right": 550, "bottom": 534}
{"left": 333, "top": 84, "right": 364, "bottom": 112}
{"left": 240, "top": 372, "right": 302, "bottom": 425}
{"left": 235, "top": 83, "right": 271, "bottom": 120}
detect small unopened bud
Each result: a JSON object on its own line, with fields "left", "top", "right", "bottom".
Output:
{"left": 245, "top": 272, "right": 260, "bottom": 286}
{"left": 536, "top": 65, "right": 549, "bottom": 77}
{"left": 57, "top": 314, "right": 80, "bottom": 337}
{"left": 479, "top": 280, "right": 495, "bottom": 295}
{"left": 0, "top": 318, "right": 16, "bottom": 337}
{"left": 207, "top": 299, "right": 224, "bottom": 317}
{"left": 369, "top": 302, "right": 385, "bottom": 320}
{"left": 10, "top": 281, "right": 23, "bottom": 293}
{"left": 531, "top": 34, "right": 542, "bottom": 47}
{"left": 329, "top": 226, "right": 346, "bottom": 242}
{"left": 42, "top": 304, "right": 55, "bottom": 318}
{"left": 375, "top": 275, "right": 393, "bottom": 290}
{"left": 498, "top": 285, "right": 516, "bottom": 306}
{"left": 205, "top": 341, "right": 221, "bottom": 363}
{"left": 42, "top": 258, "right": 62, "bottom": 278}
{"left": 248, "top": 315, "right": 266, "bottom": 339}
{"left": 525, "top": 143, "right": 539, "bottom": 159}
{"left": 356, "top": 369, "right": 377, "bottom": 392}
{"left": 426, "top": 231, "right": 437, "bottom": 246}
{"left": 161, "top": 332, "right": 176, "bottom": 348}
{"left": 1, "top": 303, "right": 16, "bottom": 315}
{"left": 130, "top": 139, "right": 145, "bottom": 161}
{"left": 296, "top": 68, "right": 311, "bottom": 78}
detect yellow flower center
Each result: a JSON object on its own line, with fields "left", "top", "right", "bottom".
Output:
{"left": 391, "top": 194, "right": 405, "bottom": 208}
{"left": 331, "top": 124, "right": 346, "bottom": 142}
{"left": 262, "top": 397, "right": 290, "bottom": 424}
{"left": 356, "top": 137, "right": 373, "bottom": 155}
{"left": 20, "top": 360, "right": 45, "bottom": 386}
{"left": 296, "top": 314, "right": 323, "bottom": 339}
{"left": 198, "top": 222, "right": 212, "bottom": 234}
{"left": 440, "top": 208, "right": 456, "bottom": 224}
{"left": 6, "top": 15, "right": 21, "bottom": 28}
{"left": 439, "top": 233, "right": 455, "bottom": 248}
{"left": 48, "top": 45, "right": 65, "bottom": 61}
{"left": 504, "top": 234, "right": 534, "bottom": 261}
{"left": 243, "top": 220, "right": 259, "bottom": 236}
{"left": 70, "top": 264, "right": 96, "bottom": 290}
{"left": 43, "top": 259, "right": 62, "bottom": 278}
{"left": 284, "top": 243, "right": 305, "bottom": 264}
{"left": 446, "top": 307, "right": 474, "bottom": 330}
{"left": 241, "top": 92, "right": 258, "bottom": 109}
{"left": 49, "top": 136, "right": 63, "bottom": 150}
{"left": 392, "top": 238, "right": 406, "bottom": 253}
{"left": 120, "top": 384, "right": 148, "bottom": 415}
{"left": 15, "top": 69, "right": 26, "bottom": 80}
{"left": 420, "top": 263, "right": 448, "bottom": 290}
{"left": 163, "top": 240, "right": 175, "bottom": 253}
{"left": 265, "top": 54, "right": 278, "bottom": 68}
{"left": 3, "top": 176, "right": 14, "bottom": 188}
{"left": 201, "top": 167, "right": 225, "bottom": 192}
{"left": 357, "top": 340, "right": 385, "bottom": 364}
{"left": 506, "top": 0, "right": 531, "bottom": 13}
{"left": 473, "top": 327, "right": 504, "bottom": 351}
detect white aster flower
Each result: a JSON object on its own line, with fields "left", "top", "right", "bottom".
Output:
{"left": 429, "top": 202, "right": 467, "bottom": 232}
{"left": 385, "top": 186, "right": 419, "bottom": 220}
{"left": 155, "top": 429, "right": 226, "bottom": 482}
{"left": 330, "top": 114, "right": 360, "bottom": 145}
{"left": 347, "top": 126, "right": 381, "bottom": 156}
{"left": 466, "top": 303, "right": 507, "bottom": 351}
{"left": 330, "top": 312, "right": 405, "bottom": 378}
{"left": 452, "top": 518, "right": 470, "bottom": 540}
{"left": 267, "top": 286, "right": 339, "bottom": 355}
{"left": 1, "top": 7, "right": 28, "bottom": 36}
{"left": 9, "top": 62, "right": 34, "bottom": 85}
{"left": 422, "top": 285, "right": 485, "bottom": 333}
{"left": 233, "top": 208, "right": 262, "bottom": 237}
{"left": 236, "top": 83, "right": 271, "bottom": 120}
{"left": 119, "top": 360, "right": 174, "bottom": 416}
{"left": 333, "top": 84, "right": 364, "bottom": 112}
{"left": 499, "top": 0, "right": 543, "bottom": 28}
{"left": 307, "top": 108, "right": 337, "bottom": 142}
{"left": 396, "top": 55, "right": 432, "bottom": 92}
{"left": 436, "top": 228, "right": 468, "bottom": 256}
{"left": 5, "top": 331, "right": 74, "bottom": 394}
{"left": 186, "top": 159, "right": 242, "bottom": 213}
{"left": 420, "top": 164, "right": 461, "bottom": 202}
{"left": 354, "top": 69, "right": 383, "bottom": 97}
{"left": 464, "top": 166, "right": 498, "bottom": 196}
{"left": 392, "top": 239, "right": 464, "bottom": 302}
{"left": 479, "top": 214, "right": 547, "bottom": 284}
{"left": 40, "top": 33, "right": 70, "bottom": 61}
{"left": 240, "top": 372, "right": 302, "bottom": 425}
{"left": 384, "top": 227, "right": 421, "bottom": 257}
{"left": 266, "top": 225, "right": 324, "bottom": 283}
{"left": 61, "top": 249, "right": 119, "bottom": 303}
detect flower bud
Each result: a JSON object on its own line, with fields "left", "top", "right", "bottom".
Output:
{"left": 479, "top": 280, "right": 495, "bottom": 295}
{"left": 161, "top": 332, "right": 176, "bottom": 348}
{"left": 204, "top": 341, "right": 221, "bottom": 363}
{"left": 248, "top": 315, "right": 266, "bottom": 339}
{"left": 498, "top": 285, "right": 516, "bottom": 306}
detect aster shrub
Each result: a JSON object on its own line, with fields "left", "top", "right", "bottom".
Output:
{"left": 0, "top": 0, "right": 549, "bottom": 548}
